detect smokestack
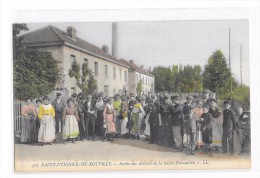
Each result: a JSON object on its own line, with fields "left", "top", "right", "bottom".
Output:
{"left": 67, "top": 26, "right": 76, "bottom": 40}
{"left": 129, "top": 60, "right": 134, "bottom": 64}
{"left": 112, "top": 22, "right": 118, "bottom": 58}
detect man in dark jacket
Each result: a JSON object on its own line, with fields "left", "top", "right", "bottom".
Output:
{"left": 52, "top": 93, "right": 65, "bottom": 134}
{"left": 222, "top": 100, "right": 237, "bottom": 155}
{"left": 170, "top": 95, "right": 183, "bottom": 152}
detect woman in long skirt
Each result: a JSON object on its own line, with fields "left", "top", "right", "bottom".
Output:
{"left": 21, "top": 99, "right": 37, "bottom": 143}
{"left": 208, "top": 98, "right": 222, "bottom": 151}
{"left": 130, "top": 96, "right": 146, "bottom": 140}
{"left": 120, "top": 96, "right": 129, "bottom": 138}
{"left": 38, "top": 96, "right": 56, "bottom": 145}
{"left": 63, "top": 99, "right": 80, "bottom": 143}
{"left": 103, "top": 97, "right": 116, "bottom": 141}
{"left": 35, "top": 98, "right": 42, "bottom": 141}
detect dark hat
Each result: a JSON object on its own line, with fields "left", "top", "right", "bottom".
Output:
{"left": 164, "top": 93, "right": 170, "bottom": 99}
{"left": 154, "top": 100, "right": 160, "bottom": 107}
{"left": 67, "top": 98, "right": 73, "bottom": 104}
{"left": 203, "top": 89, "right": 210, "bottom": 93}
{"left": 136, "top": 96, "right": 141, "bottom": 102}
{"left": 98, "top": 92, "right": 103, "bottom": 97}
{"left": 224, "top": 100, "right": 231, "bottom": 105}
{"left": 171, "top": 95, "right": 180, "bottom": 100}
{"left": 114, "top": 94, "right": 120, "bottom": 98}
{"left": 56, "top": 93, "right": 62, "bottom": 96}
{"left": 36, "top": 98, "right": 42, "bottom": 103}
{"left": 129, "top": 93, "right": 135, "bottom": 97}
{"left": 209, "top": 98, "right": 218, "bottom": 103}
{"left": 71, "top": 93, "right": 77, "bottom": 97}
{"left": 42, "top": 96, "right": 50, "bottom": 100}
{"left": 186, "top": 96, "right": 194, "bottom": 100}
{"left": 193, "top": 95, "right": 198, "bottom": 99}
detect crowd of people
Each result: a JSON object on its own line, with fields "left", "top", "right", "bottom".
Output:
{"left": 19, "top": 89, "right": 250, "bottom": 156}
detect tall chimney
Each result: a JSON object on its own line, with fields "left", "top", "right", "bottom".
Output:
{"left": 129, "top": 60, "right": 134, "bottom": 64}
{"left": 112, "top": 22, "right": 118, "bottom": 58}
{"left": 67, "top": 26, "right": 76, "bottom": 40}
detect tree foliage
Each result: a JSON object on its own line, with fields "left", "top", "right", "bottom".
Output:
{"left": 203, "top": 50, "right": 236, "bottom": 93}
{"left": 151, "top": 66, "right": 173, "bottom": 93}
{"left": 136, "top": 79, "right": 143, "bottom": 94}
{"left": 13, "top": 24, "right": 60, "bottom": 100}
{"left": 69, "top": 61, "right": 97, "bottom": 97}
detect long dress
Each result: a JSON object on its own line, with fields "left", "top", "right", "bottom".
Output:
{"left": 130, "top": 103, "right": 145, "bottom": 136}
{"left": 21, "top": 104, "right": 37, "bottom": 143}
{"left": 121, "top": 101, "right": 129, "bottom": 135}
{"left": 96, "top": 100, "right": 104, "bottom": 136}
{"left": 158, "top": 102, "right": 173, "bottom": 147}
{"left": 63, "top": 106, "right": 80, "bottom": 139}
{"left": 38, "top": 104, "right": 56, "bottom": 143}
{"left": 103, "top": 103, "right": 116, "bottom": 134}
{"left": 192, "top": 108, "right": 204, "bottom": 146}
{"left": 209, "top": 107, "right": 222, "bottom": 147}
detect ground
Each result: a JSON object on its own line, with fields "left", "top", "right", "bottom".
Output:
{"left": 14, "top": 133, "right": 250, "bottom": 172}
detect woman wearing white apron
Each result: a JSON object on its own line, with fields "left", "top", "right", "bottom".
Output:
{"left": 120, "top": 96, "right": 129, "bottom": 138}
{"left": 38, "top": 96, "right": 56, "bottom": 145}
{"left": 63, "top": 99, "right": 80, "bottom": 143}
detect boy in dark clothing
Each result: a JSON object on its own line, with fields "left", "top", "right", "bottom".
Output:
{"left": 222, "top": 100, "right": 237, "bottom": 155}
{"left": 183, "top": 96, "right": 196, "bottom": 155}
{"left": 237, "top": 110, "right": 250, "bottom": 154}
{"left": 201, "top": 107, "right": 213, "bottom": 156}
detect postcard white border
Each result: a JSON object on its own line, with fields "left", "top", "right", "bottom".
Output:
{"left": 0, "top": 0, "right": 259, "bottom": 178}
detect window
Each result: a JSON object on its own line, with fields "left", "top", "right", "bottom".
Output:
{"left": 119, "top": 69, "right": 122, "bottom": 81}
{"left": 70, "top": 54, "right": 76, "bottom": 64}
{"left": 113, "top": 67, "right": 116, "bottom": 79}
{"left": 95, "top": 62, "right": 98, "bottom": 76}
{"left": 105, "top": 65, "right": 108, "bottom": 79}
{"left": 84, "top": 58, "right": 88, "bottom": 63}
{"left": 124, "top": 71, "right": 127, "bottom": 82}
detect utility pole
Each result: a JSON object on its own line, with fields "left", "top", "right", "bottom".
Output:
{"left": 240, "top": 44, "right": 243, "bottom": 88}
{"left": 229, "top": 28, "right": 232, "bottom": 99}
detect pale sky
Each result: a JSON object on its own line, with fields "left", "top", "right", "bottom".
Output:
{"left": 25, "top": 20, "right": 249, "bottom": 86}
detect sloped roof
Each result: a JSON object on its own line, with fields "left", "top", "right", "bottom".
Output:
{"left": 120, "top": 59, "right": 154, "bottom": 78}
{"left": 21, "top": 25, "right": 128, "bottom": 68}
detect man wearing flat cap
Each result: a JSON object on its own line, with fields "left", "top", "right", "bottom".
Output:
{"left": 52, "top": 93, "right": 65, "bottom": 134}
{"left": 222, "top": 100, "right": 237, "bottom": 155}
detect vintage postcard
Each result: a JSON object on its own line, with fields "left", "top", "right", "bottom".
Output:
{"left": 13, "top": 11, "right": 252, "bottom": 173}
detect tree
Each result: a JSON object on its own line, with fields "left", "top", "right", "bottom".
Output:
{"left": 136, "top": 79, "right": 143, "bottom": 94}
{"left": 152, "top": 66, "right": 174, "bottom": 93}
{"left": 13, "top": 24, "right": 60, "bottom": 100}
{"left": 68, "top": 61, "right": 98, "bottom": 97}
{"left": 203, "top": 50, "right": 237, "bottom": 95}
